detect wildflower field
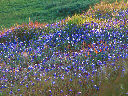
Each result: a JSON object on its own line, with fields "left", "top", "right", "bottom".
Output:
{"left": 0, "top": 0, "right": 128, "bottom": 96}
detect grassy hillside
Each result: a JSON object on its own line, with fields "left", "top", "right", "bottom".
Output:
{"left": 1, "top": 0, "right": 127, "bottom": 31}
{"left": 0, "top": 0, "right": 128, "bottom": 96}
{"left": 0, "top": 0, "right": 101, "bottom": 31}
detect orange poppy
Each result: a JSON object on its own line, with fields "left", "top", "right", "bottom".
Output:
{"left": 88, "top": 52, "right": 90, "bottom": 55}
{"left": 95, "top": 50, "right": 98, "bottom": 54}
{"left": 103, "top": 48, "right": 105, "bottom": 51}
{"left": 88, "top": 44, "right": 91, "bottom": 48}
{"left": 29, "top": 22, "right": 34, "bottom": 27}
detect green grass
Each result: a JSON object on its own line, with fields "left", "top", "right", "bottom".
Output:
{"left": 0, "top": 0, "right": 100, "bottom": 31}
{"left": 0, "top": 0, "right": 126, "bottom": 31}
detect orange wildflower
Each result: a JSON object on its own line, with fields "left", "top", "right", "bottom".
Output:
{"left": 34, "top": 21, "right": 39, "bottom": 28}
{"left": 29, "top": 22, "right": 34, "bottom": 27}
{"left": 103, "top": 48, "right": 105, "bottom": 51}
{"left": 88, "top": 52, "right": 90, "bottom": 55}
{"left": 95, "top": 50, "right": 98, "bottom": 54}
{"left": 88, "top": 44, "right": 91, "bottom": 48}
{"left": 100, "top": 49, "right": 102, "bottom": 52}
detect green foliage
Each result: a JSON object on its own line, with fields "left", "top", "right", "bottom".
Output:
{"left": 0, "top": 0, "right": 100, "bottom": 31}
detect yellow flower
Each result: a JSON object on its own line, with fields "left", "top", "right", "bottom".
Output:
{"left": 29, "top": 17, "right": 31, "bottom": 22}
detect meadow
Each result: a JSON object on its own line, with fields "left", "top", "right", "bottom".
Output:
{"left": 0, "top": 0, "right": 128, "bottom": 96}
{"left": 0, "top": 0, "right": 127, "bottom": 31}
{"left": 0, "top": 0, "right": 101, "bottom": 31}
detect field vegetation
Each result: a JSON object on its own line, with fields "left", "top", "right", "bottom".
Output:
{"left": 0, "top": 0, "right": 128, "bottom": 96}
{"left": 0, "top": 0, "right": 100, "bottom": 31}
